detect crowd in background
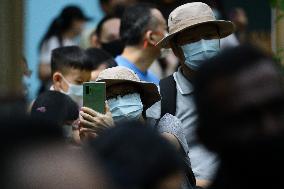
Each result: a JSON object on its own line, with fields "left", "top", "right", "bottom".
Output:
{"left": 8, "top": 0, "right": 284, "bottom": 189}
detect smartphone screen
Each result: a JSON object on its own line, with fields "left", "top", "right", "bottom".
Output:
{"left": 83, "top": 82, "right": 106, "bottom": 114}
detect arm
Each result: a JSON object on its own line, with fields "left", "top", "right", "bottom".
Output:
{"left": 156, "top": 113, "right": 189, "bottom": 154}
{"left": 161, "top": 132, "right": 181, "bottom": 151}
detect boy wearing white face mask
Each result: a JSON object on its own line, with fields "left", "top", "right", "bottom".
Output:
{"left": 146, "top": 2, "right": 235, "bottom": 188}
{"left": 50, "top": 46, "right": 93, "bottom": 107}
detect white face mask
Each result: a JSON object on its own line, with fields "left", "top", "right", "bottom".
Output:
{"left": 61, "top": 76, "right": 83, "bottom": 107}
{"left": 107, "top": 93, "right": 143, "bottom": 123}
{"left": 181, "top": 39, "right": 220, "bottom": 70}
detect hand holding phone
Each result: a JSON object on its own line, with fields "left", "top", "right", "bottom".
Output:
{"left": 79, "top": 103, "right": 114, "bottom": 137}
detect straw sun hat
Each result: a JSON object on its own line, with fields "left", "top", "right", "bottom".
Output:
{"left": 157, "top": 2, "right": 235, "bottom": 48}
{"left": 96, "top": 67, "right": 160, "bottom": 109}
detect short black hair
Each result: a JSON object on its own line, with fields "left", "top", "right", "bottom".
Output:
{"left": 31, "top": 91, "right": 79, "bottom": 126}
{"left": 51, "top": 46, "right": 93, "bottom": 75}
{"left": 85, "top": 48, "right": 117, "bottom": 70}
{"left": 193, "top": 44, "right": 278, "bottom": 150}
{"left": 120, "top": 3, "right": 157, "bottom": 46}
{"left": 88, "top": 121, "right": 185, "bottom": 189}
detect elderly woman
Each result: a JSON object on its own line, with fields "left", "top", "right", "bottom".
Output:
{"left": 79, "top": 66, "right": 195, "bottom": 189}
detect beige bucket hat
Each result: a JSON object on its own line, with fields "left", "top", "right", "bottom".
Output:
{"left": 96, "top": 66, "right": 160, "bottom": 109}
{"left": 157, "top": 2, "right": 235, "bottom": 48}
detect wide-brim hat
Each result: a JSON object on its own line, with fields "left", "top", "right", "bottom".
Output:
{"left": 157, "top": 2, "right": 235, "bottom": 48}
{"left": 96, "top": 67, "right": 160, "bottom": 110}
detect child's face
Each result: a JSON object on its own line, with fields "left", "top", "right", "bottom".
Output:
{"left": 60, "top": 68, "right": 91, "bottom": 93}
{"left": 90, "top": 64, "right": 108, "bottom": 81}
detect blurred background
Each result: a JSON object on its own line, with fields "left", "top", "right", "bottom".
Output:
{"left": 1, "top": 0, "right": 283, "bottom": 103}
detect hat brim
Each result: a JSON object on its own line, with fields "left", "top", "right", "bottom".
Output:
{"left": 97, "top": 79, "right": 160, "bottom": 110}
{"left": 156, "top": 20, "right": 235, "bottom": 48}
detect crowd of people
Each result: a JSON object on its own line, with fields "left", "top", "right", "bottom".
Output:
{"left": 7, "top": 1, "right": 284, "bottom": 189}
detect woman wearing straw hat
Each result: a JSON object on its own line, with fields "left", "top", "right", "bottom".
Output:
{"left": 146, "top": 2, "right": 235, "bottom": 188}
{"left": 79, "top": 66, "right": 196, "bottom": 189}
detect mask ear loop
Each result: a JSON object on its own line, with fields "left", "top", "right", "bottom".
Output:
{"left": 60, "top": 74, "right": 71, "bottom": 86}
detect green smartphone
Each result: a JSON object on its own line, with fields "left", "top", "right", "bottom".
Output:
{"left": 83, "top": 82, "right": 106, "bottom": 114}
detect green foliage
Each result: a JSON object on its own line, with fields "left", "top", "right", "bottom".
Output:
{"left": 273, "top": 48, "right": 284, "bottom": 63}
{"left": 269, "top": 0, "right": 284, "bottom": 10}
{"left": 269, "top": 0, "right": 284, "bottom": 64}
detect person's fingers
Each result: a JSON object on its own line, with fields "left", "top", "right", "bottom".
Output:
{"left": 80, "top": 111, "right": 95, "bottom": 123}
{"left": 80, "top": 126, "right": 103, "bottom": 136}
{"left": 105, "top": 102, "right": 110, "bottom": 112}
{"left": 79, "top": 127, "right": 96, "bottom": 133}
{"left": 79, "top": 130, "right": 98, "bottom": 141}
{"left": 79, "top": 119, "right": 95, "bottom": 129}
{"left": 81, "top": 107, "right": 99, "bottom": 117}
{"left": 105, "top": 108, "right": 113, "bottom": 118}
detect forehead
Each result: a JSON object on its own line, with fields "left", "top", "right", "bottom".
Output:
{"left": 106, "top": 83, "right": 139, "bottom": 98}
{"left": 102, "top": 18, "right": 120, "bottom": 31}
{"left": 64, "top": 68, "right": 91, "bottom": 81}
{"left": 175, "top": 24, "right": 219, "bottom": 44}
{"left": 209, "top": 63, "right": 283, "bottom": 112}
{"left": 72, "top": 19, "right": 86, "bottom": 25}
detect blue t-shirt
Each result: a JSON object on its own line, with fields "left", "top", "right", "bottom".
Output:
{"left": 115, "top": 55, "right": 159, "bottom": 85}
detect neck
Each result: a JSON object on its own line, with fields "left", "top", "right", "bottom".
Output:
{"left": 121, "top": 46, "right": 157, "bottom": 72}
{"left": 180, "top": 65, "right": 195, "bottom": 81}
{"left": 62, "top": 30, "right": 75, "bottom": 40}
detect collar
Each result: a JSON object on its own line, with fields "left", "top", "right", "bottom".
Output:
{"left": 116, "top": 56, "right": 148, "bottom": 76}
{"left": 173, "top": 67, "right": 194, "bottom": 95}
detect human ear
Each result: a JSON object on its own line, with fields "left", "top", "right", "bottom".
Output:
{"left": 144, "top": 30, "right": 158, "bottom": 46}
{"left": 90, "top": 33, "right": 101, "bottom": 48}
{"left": 52, "top": 72, "right": 63, "bottom": 91}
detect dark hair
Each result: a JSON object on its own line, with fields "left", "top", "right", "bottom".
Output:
{"left": 39, "top": 5, "right": 90, "bottom": 51}
{"left": 95, "top": 15, "right": 120, "bottom": 39}
{"left": 51, "top": 46, "right": 93, "bottom": 74}
{"left": 85, "top": 48, "right": 117, "bottom": 70}
{"left": 31, "top": 91, "right": 79, "bottom": 126}
{"left": 193, "top": 44, "right": 277, "bottom": 150}
{"left": 120, "top": 3, "right": 157, "bottom": 46}
{"left": 88, "top": 121, "right": 185, "bottom": 189}
{"left": 99, "top": 0, "right": 110, "bottom": 5}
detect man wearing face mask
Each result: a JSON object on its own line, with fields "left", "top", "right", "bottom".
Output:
{"left": 90, "top": 15, "right": 124, "bottom": 58}
{"left": 50, "top": 46, "right": 93, "bottom": 107}
{"left": 146, "top": 2, "right": 235, "bottom": 188}
{"left": 114, "top": 3, "right": 167, "bottom": 85}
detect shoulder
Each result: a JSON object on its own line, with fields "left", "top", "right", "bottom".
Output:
{"left": 146, "top": 100, "right": 161, "bottom": 119}
{"left": 114, "top": 56, "right": 125, "bottom": 65}
{"left": 40, "top": 36, "right": 60, "bottom": 63}
{"left": 43, "top": 36, "right": 60, "bottom": 49}
{"left": 157, "top": 113, "right": 189, "bottom": 154}
{"left": 147, "top": 71, "right": 160, "bottom": 85}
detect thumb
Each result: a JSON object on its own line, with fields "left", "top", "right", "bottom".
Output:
{"left": 105, "top": 101, "right": 111, "bottom": 113}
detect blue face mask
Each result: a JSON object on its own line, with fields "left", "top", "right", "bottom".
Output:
{"left": 108, "top": 93, "right": 143, "bottom": 123}
{"left": 61, "top": 75, "right": 83, "bottom": 107}
{"left": 181, "top": 39, "right": 220, "bottom": 70}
